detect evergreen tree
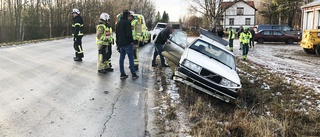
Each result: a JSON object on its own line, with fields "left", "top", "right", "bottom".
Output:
{"left": 161, "top": 11, "right": 169, "bottom": 23}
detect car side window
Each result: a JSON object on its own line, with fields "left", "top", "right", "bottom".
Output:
{"left": 263, "top": 31, "right": 272, "bottom": 35}
{"left": 273, "top": 31, "right": 282, "bottom": 36}
{"left": 282, "top": 26, "right": 291, "bottom": 31}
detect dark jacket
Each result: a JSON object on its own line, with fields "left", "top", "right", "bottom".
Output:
{"left": 249, "top": 29, "right": 255, "bottom": 38}
{"left": 72, "top": 15, "right": 83, "bottom": 38}
{"left": 237, "top": 28, "right": 243, "bottom": 38}
{"left": 115, "top": 12, "right": 133, "bottom": 47}
{"left": 154, "top": 28, "right": 170, "bottom": 45}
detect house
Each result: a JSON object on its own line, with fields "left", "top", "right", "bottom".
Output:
{"left": 301, "top": 0, "right": 320, "bottom": 31}
{"left": 220, "top": 0, "right": 257, "bottom": 31}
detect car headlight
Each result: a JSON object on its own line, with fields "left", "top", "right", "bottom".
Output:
{"left": 220, "top": 78, "right": 238, "bottom": 87}
{"left": 182, "top": 60, "right": 202, "bottom": 73}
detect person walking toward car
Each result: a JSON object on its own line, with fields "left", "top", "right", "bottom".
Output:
{"left": 237, "top": 26, "right": 243, "bottom": 50}
{"left": 96, "top": 13, "right": 113, "bottom": 74}
{"left": 71, "top": 8, "right": 84, "bottom": 62}
{"left": 151, "top": 26, "right": 171, "bottom": 67}
{"left": 228, "top": 26, "right": 235, "bottom": 52}
{"left": 249, "top": 27, "right": 255, "bottom": 48}
{"left": 239, "top": 27, "right": 252, "bottom": 61}
{"left": 115, "top": 10, "right": 139, "bottom": 80}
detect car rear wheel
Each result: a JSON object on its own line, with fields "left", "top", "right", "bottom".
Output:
{"left": 303, "top": 48, "right": 316, "bottom": 54}
{"left": 139, "top": 39, "right": 145, "bottom": 47}
{"left": 286, "top": 38, "right": 294, "bottom": 44}
{"left": 315, "top": 45, "right": 320, "bottom": 56}
{"left": 148, "top": 34, "right": 151, "bottom": 43}
{"left": 257, "top": 38, "right": 264, "bottom": 44}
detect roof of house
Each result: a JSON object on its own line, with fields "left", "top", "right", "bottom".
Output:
{"left": 301, "top": 0, "right": 320, "bottom": 9}
{"left": 221, "top": 0, "right": 257, "bottom": 11}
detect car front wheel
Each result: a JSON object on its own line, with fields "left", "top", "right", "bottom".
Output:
{"left": 286, "top": 38, "right": 294, "bottom": 44}
{"left": 257, "top": 38, "right": 264, "bottom": 44}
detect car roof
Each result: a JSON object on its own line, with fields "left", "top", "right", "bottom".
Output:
{"left": 258, "top": 29, "right": 284, "bottom": 32}
{"left": 156, "top": 22, "right": 167, "bottom": 25}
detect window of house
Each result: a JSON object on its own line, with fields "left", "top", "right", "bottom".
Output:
{"left": 245, "top": 18, "right": 250, "bottom": 25}
{"left": 237, "top": 7, "right": 244, "bottom": 15}
{"left": 229, "top": 18, "right": 234, "bottom": 25}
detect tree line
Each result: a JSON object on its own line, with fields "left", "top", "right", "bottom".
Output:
{"left": 0, "top": 0, "right": 157, "bottom": 44}
{"left": 183, "top": 0, "right": 315, "bottom": 30}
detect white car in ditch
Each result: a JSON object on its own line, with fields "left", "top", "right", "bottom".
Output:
{"left": 162, "top": 28, "right": 242, "bottom": 103}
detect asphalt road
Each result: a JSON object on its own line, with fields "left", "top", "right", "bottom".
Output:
{"left": 0, "top": 35, "right": 157, "bottom": 137}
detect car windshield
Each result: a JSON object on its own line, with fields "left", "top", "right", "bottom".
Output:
{"left": 190, "top": 39, "right": 236, "bottom": 70}
{"left": 170, "top": 30, "right": 188, "bottom": 48}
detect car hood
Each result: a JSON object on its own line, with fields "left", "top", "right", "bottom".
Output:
{"left": 183, "top": 48, "right": 241, "bottom": 85}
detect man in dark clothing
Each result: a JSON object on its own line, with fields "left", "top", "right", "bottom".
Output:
{"left": 151, "top": 26, "right": 171, "bottom": 67}
{"left": 72, "top": 8, "right": 84, "bottom": 62}
{"left": 237, "top": 26, "right": 244, "bottom": 50}
{"left": 115, "top": 10, "right": 138, "bottom": 80}
{"left": 249, "top": 27, "right": 255, "bottom": 48}
{"left": 217, "top": 28, "right": 224, "bottom": 38}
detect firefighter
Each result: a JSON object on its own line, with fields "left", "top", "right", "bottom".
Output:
{"left": 105, "top": 16, "right": 114, "bottom": 71}
{"left": 239, "top": 27, "right": 252, "bottom": 61}
{"left": 96, "top": 13, "right": 113, "bottom": 74}
{"left": 228, "top": 26, "right": 235, "bottom": 52}
{"left": 129, "top": 11, "right": 141, "bottom": 70}
{"left": 71, "top": 8, "right": 84, "bottom": 62}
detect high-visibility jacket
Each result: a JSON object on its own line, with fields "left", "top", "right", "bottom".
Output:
{"left": 131, "top": 19, "right": 142, "bottom": 41}
{"left": 131, "top": 19, "right": 138, "bottom": 40}
{"left": 239, "top": 32, "right": 252, "bottom": 44}
{"left": 228, "top": 29, "right": 235, "bottom": 40}
{"left": 96, "top": 23, "right": 112, "bottom": 45}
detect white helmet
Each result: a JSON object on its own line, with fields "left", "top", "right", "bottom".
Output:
{"left": 129, "top": 11, "right": 134, "bottom": 17}
{"left": 100, "top": 13, "right": 110, "bottom": 21}
{"left": 72, "top": 8, "right": 80, "bottom": 14}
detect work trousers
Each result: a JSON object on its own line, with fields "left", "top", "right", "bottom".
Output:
{"left": 74, "top": 36, "right": 84, "bottom": 58}
{"left": 242, "top": 43, "right": 249, "bottom": 59}
{"left": 97, "top": 44, "right": 109, "bottom": 71}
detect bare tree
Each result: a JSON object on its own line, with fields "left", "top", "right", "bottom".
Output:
{"left": 187, "top": 0, "right": 224, "bottom": 30}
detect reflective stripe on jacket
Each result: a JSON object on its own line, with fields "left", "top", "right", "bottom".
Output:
{"left": 239, "top": 32, "right": 252, "bottom": 44}
{"left": 96, "top": 24, "right": 112, "bottom": 45}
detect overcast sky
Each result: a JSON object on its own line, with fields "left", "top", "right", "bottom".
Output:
{"left": 153, "top": 0, "right": 189, "bottom": 22}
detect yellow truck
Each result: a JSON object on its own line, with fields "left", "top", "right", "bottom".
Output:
{"left": 115, "top": 13, "right": 151, "bottom": 46}
{"left": 300, "top": 29, "right": 320, "bottom": 55}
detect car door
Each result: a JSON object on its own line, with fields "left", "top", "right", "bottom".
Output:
{"left": 161, "top": 30, "right": 188, "bottom": 65}
{"left": 273, "top": 30, "right": 284, "bottom": 42}
{"left": 262, "top": 30, "right": 273, "bottom": 42}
